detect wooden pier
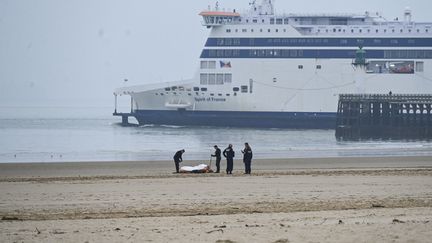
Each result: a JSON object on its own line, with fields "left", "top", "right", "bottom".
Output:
{"left": 336, "top": 94, "right": 432, "bottom": 140}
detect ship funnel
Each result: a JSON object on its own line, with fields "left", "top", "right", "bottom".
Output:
{"left": 404, "top": 7, "right": 412, "bottom": 23}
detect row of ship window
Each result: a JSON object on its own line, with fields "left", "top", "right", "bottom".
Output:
{"left": 204, "top": 49, "right": 432, "bottom": 58}
{"left": 200, "top": 61, "right": 217, "bottom": 69}
{"left": 226, "top": 28, "right": 430, "bottom": 34}
{"left": 210, "top": 37, "right": 430, "bottom": 47}
{"left": 200, "top": 73, "right": 232, "bottom": 85}
{"left": 155, "top": 86, "right": 250, "bottom": 97}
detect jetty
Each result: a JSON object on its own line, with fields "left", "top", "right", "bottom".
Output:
{"left": 336, "top": 94, "right": 432, "bottom": 140}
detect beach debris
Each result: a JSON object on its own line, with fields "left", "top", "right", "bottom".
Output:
{"left": 392, "top": 219, "right": 406, "bottom": 224}
{"left": 215, "top": 240, "right": 237, "bottom": 243}
{"left": 206, "top": 229, "right": 224, "bottom": 234}
{"left": 273, "top": 239, "right": 290, "bottom": 243}
{"left": 51, "top": 230, "right": 66, "bottom": 235}
{"left": 114, "top": 227, "right": 121, "bottom": 231}
{"left": 245, "top": 224, "right": 263, "bottom": 228}
{"left": 35, "top": 227, "right": 41, "bottom": 235}
{"left": 214, "top": 225, "right": 227, "bottom": 229}
{"left": 1, "top": 216, "right": 20, "bottom": 221}
{"left": 372, "top": 204, "right": 385, "bottom": 208}
{"left": 338, "top": 220, "right": 344, "bottom": 224}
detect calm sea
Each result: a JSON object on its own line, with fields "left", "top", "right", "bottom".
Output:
{"left": 1, "top": 106, "right": 432, "bottom": 163}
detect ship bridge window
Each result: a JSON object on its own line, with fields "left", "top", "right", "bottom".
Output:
{"left": 284, "top": 18, "right": 289, "bottom": 24}
{"left": 366, "top": 61, "right": 415, "bottom": 74}
{"left": 200, "top": 74, "right": 208, "bottom": 85}
{"left": 416, "top": 62, "right": 424, "bottom": 72}
{"left": 241, "top": 85, "right": 248, "bottom": 93}
{"left": 208, "top": 61, "right": 216, "bottom": 69}
{"left": 165, "top": 87, "right": 171, "bottom": 91}
{"left": 242, "top": 29, "right": 247, "bottom": 33}
{"left": 208, "top": 74, "right": 216, "bottom": 85}
{"left": 276, "top": 18, "right": 283, "bottom": 25}
{"left": 316, "top": 65, "right": 322, "bottom": 69}
{"left": 200, "top": 61, "right": 208, "bottom": 69}
{"left": 201, "top": 87, "right": 207, "bottom": 92}
{"left": 298, "top": 65, "right": 304, "bottom": 69}
{"left": 224, "top": 74, "right": 232, "bottom": 83}
{"left": 193, "top": 87, "right": 200, "bottom": 91}
{"left": 216, "top": 74, "right": 224, "bottom": 84}
{"left": 233, "top": 87, "right": 240, "bottom": 92}
{"left": 226, "top": 29, "right": 231, "bottom": 33}
{"left": 253, "top": 19, "right": 258, "bottom": 23}
{"left": 270, "top": 18, "right": 275, "bottom": 24}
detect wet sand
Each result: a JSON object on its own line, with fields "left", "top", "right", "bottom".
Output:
{"left": 0, "top": 156, "right": 431, "bottom": 242}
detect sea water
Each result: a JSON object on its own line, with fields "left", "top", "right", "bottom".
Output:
{"left": 1, "top": 106, "right": 432, "bottom": 163}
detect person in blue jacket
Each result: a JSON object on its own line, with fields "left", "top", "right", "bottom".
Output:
{"left": 223, "top": 144, "right": 235, "bottom": 174}
{"left": 242, "top": 143, "right": 253, "bottom": 174}
{"left": 173, "top": 149, "right": 185, "bottom": 173}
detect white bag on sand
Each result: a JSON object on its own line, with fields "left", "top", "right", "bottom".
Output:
{"left": 180, "top": 164, "right": 211, "bottom": 173}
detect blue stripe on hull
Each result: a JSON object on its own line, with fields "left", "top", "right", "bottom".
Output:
{"left": 133, "top": 110, "right": 337, "bottom": 129}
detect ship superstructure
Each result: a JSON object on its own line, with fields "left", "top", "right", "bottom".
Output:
{"left": 114, "top": 0, "right": 432, "bottom": 128}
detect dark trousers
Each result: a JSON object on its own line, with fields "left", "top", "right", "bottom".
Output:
{"left": 174, "top": 160, "right": 180, "bottom": 173}
{"left": 244, "top": 160, "right": 252, "bottom": 174}
{"left": 226, "top": 158, "right": 233, "bottom": 174}
{"left": 215, "top": 158, "right": 221, "bottom": 173}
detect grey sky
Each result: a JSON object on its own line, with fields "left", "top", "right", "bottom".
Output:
{"left": 0, "top": 0, "right": 430, "bottom": 107}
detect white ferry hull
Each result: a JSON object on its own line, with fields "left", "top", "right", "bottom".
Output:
{"left": 115, "top": 1, "right": 432, "bottom": 128}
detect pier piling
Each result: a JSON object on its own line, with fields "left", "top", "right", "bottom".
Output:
{"left": 336, "top": 94, "right": 432, "bottom": 140}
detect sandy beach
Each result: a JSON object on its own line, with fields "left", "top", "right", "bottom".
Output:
{"left": 1, "top": 156, "right": 431, "bottom": 242}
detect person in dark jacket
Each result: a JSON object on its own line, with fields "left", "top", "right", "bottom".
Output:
{"left": 173, "top": 149, "right": 185, "bottom": 173}
{"left": 223, "top": 144, "right": 235, "bottom": 174}
{"left": 211, "top": 145, "right": 222, "bottom": 173}
{"left": 241, "top": 143, "right": 253, "bottom": 174}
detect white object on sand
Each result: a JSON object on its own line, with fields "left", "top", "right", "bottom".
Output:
{"left": 180, "top": 164, "right": 210, "bottom": 173}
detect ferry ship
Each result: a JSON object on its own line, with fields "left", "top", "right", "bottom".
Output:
{"left": 114, "top": 0, "right": 432, "bottom": 128}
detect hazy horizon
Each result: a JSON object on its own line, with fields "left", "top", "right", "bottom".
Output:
{"left": 0, "top": 0, "right": 430, "bottom": 108}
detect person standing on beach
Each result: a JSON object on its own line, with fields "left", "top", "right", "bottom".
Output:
{"left": 223, "top": 144, "right": 235, "bottom": 174}
{"left": 211, "top": 145, "right": 222, "bottom": 173}
{"left": 241, "top": 143, "right": 253, "bottom": 174}
{"left": 173, "top": 149, "right": 185, "bottom": 173}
